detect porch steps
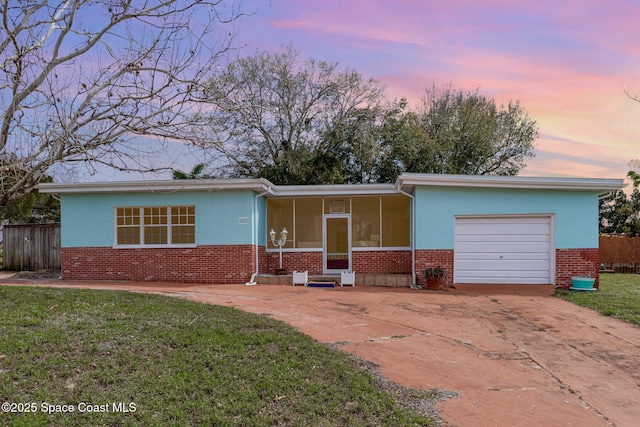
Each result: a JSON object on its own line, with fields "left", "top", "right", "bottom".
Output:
{"left": 255, "top": 273, "right": 413, "bottom": 288}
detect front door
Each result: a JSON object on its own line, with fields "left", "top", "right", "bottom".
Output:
{"left": 324, "top": 215, "right": 351, "bottom": 274}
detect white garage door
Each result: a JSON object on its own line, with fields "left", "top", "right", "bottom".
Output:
{"left": 454, "top": 216, "right": 554, "bottom": 284}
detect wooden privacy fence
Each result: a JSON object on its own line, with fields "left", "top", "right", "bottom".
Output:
{"left": 599, "top": 234, "right": 640, "bottom": 273}
{"left": 2, "top": 223, "right": 61, "bottom": 271}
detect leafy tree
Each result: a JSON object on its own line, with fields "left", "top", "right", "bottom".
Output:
{"left": 388, "top": 86, "right": 538, "bottom": 176}
{"left": 196, "top": 50, "right": 538, "bottom": 184}
{"left": 600, "top": 171, "right": 640, "bottom": 235}
{"left": 325, "top": 99, "right": 430, "bottom": 184}
{"left": 320, "top": 106, "right": 385, "bottom": 184}
{"left": 197, "top": 46, "right": 386, "bottom": 185}
{"left": 0, "top": 0, "right": 243, "bottom": 205}
{"left": 1, "top": 177, "right": 59, "bottom": 224}
{"left": 375, "top": 99, "right": 432, "bottom": 182}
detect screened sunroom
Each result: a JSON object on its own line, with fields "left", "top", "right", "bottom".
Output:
{"left": 266, "top": 194, "right": 410, "bottom": 274}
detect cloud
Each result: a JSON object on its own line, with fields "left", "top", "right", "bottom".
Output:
{"left": 236, "top": 0, "right": 640, "bottom": 181}
{"left": 523, "top": 133, "right": 632, "bottom": 179}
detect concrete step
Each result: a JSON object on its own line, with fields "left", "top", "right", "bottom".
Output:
{"left": 256, "top": 273, "right": 412, "bottom": 287}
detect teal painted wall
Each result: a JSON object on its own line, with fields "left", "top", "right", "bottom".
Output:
{"left": 257, "top": 196, "right": 267, "bottom": 246}
{"left": 60, "top": 185, "right": 600, "bottom": 250}
{"left": 60, "top": 190, "right": 256, "bottom": 247}
{"left": 414, "top": 186, "right": 599, "bottom": 249}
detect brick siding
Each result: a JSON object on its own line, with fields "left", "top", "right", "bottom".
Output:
{"left": 264, "top": 251, "right": 324, "bottom": 275}
{"left": 61, "top": 245, "right": 257, "bottom": 284}
{"left": 415, "top": 248, "right": 599, "bottom": 288}
{"left": 352, "top": 251, "right": 412, "bottom": 274}
{"left": 555, "top": 248, "right": 600, "bottom": 288}
{"left": 62, "top": 245, "right": 599, "bottom": 288}
{"left": 263, "top": 250, "right": 411, "bottom": 275}
{"left": 415, "top": 249, "right": 454, "bottom": 287}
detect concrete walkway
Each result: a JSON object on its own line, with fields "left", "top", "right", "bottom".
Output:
{"left": 2, "top": 277, "right": 640, "bottom": 426}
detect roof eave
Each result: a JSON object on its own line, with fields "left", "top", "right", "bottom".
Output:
{"left": 269, "top": 183, "right": 399, "bottom": 197}
{"left": 38, "top": 178, "right": 273, "bottom": 195}
{"left": 397, "top": 173, "right": 626, "bottom": 194}
{"left": 38, "top": 174, "right": 627, "bottom": 196}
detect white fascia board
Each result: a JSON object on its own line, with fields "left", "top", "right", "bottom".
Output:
{"left": 38, "top": 174, "right": 625, "bottom": 196}
{"left": 397, "top": 173, "right": 625, "bottom": 194}
{"left": 38, "top": 178, "right": 273, "bottom": 195}
{"left": 268, "top": 183, "right": 399, "bottom": 197}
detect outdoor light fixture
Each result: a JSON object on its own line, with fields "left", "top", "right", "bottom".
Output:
{"left": 269, "top": 227, "right": 288, "bottom": 269}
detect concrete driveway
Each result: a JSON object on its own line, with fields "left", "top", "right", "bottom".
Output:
{"left": 3, "top": 277, "right": 640, "bottom": 426}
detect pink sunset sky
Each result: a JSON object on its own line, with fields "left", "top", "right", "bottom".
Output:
{"left": 234, "top": 0, "right": 640, "bottom": 182}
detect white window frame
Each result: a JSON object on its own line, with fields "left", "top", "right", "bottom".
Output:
{"left": 113, "top": 205, "right": 196, "bottom": 248}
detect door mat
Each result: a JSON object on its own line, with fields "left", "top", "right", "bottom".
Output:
{"left": 307, "top": 281, "right": 336, "bottom": 288}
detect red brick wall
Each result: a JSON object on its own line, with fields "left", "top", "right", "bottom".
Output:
{"left": 264, "top": 251, "right": 324, "bottom": 275}
{"left": 352, "top": 251, "right": 411, "bottom": 274}
{"left": 62, "top": 245, "right": 256, "bottom": 284}
{"left": 62, "top": 245, "right": 599, "bottom": 288}
{"left": 258, "top": 245, "right": 268, "bottom": 275}
{"left": 262, "top": 250, "right": 411, "bottom": 275}
{"left": 415, "top": 248, "right": 600, "bottom": 288}
{"left": 415, "top": 249, "right": 454, "bottom": 287}
{"left": 556, "top": 248, "right": 600, "bottom": 288}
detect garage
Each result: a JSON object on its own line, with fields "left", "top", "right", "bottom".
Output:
{"left": 454, "top": 215, "right": 554, "bottom": 284}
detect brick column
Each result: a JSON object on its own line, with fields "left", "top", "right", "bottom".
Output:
{"left": 415, "top": 249, "right": 454, "bottom": 287}
{"left": 555, "top": 248, "right": 599, "bottom": 288}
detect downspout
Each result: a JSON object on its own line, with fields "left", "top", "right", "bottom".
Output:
{"left": 245, "top": 185, "right": 273, "bottom": 286}
{"left": 396, "top": 183, "right": 416, "bottom": 287}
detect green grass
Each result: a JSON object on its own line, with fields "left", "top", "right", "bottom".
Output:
{"left": 0, "top": 286, "right": 436, "bottom": 426}
{"left": 555, "top": 274, "right": 640, "bottom": 326}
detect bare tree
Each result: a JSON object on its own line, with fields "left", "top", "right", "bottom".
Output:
{"left": 195, "top": 46, "right": 387, "bottom": 184}
{"left": 0, "top": 0, "right": 243, "bottom": 204}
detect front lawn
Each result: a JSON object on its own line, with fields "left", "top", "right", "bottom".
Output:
{"left": 555, "top": 274, "right": 640, "bottom": 326}
{"left": 0, "top": 286, "right": 440, "bottom": 426}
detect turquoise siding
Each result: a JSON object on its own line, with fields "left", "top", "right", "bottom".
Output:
{"left": 60, "top": 190, "right": 256, "bottom": 247}
{"left": 59, "top": 185, "right": 600, "bottom": 251}
{"left": 257, "top": 196, "right": 267, "bottom": 246}
{"left": 414, "top": 186, "right": 599, "bottom": 249}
